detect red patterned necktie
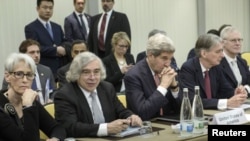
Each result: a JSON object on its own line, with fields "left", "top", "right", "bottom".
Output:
{"left": 154, "top": 73, "right": 163, "bottom": 116}
{"left": 204, "top": 70, "right": 212, "bottom": 99}
{"left": 98, "top": 13, "right": 107, "bottom": 51}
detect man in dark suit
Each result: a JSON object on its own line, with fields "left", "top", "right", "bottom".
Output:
{"left": 54, "top": 52, "right": 142, "bottom": 137}
{"left": 64, "top": 0, "right": 91, "bottom": 42}
{"left": 88, "top": 0, "right": 131, "bottom": 58}
{"left": 25, "top": 0, "right": 68, "bottom": 79}
{"left": 219, "top": 26, "right": 250, "bottom": 96}
{"left": 57, "top": 40, "right": 88, "bottom": 88}
{"left": 2, "top": 39, "right": 56, "bottom": 105}
{"left": 124, "top": 33, "right": 180, "bottom": 120}
{"left": 179, "top": 34, "right": 247, "bottom": 110}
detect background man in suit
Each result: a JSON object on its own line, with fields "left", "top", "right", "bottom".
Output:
{"left": 179, "top": 34, "right": 247, "bottom": 110}
{"left": 25, "top": 0, "right": 68, "bottom": 79}
{"left": 124, "top": 33, "right": 180, "bottom": 120}
{"left": 88, "top": 0, "right": 131, "bottom": 58}
{"left": 136, "top": 29, "right": 179, "bottom": 72}
{"left": 219, "top": 26, "right": 250, "bottom": 96}
{"left": 64, "top": 0, "right": 91, "bottom": 42}
{"left": 57, "top": 40, "right": 88, "bottom": 88}
{"left": 2, "top": 39, "right": 56, "bottom": 105}
{"left": 54, "top": 52, "right": 142, "bottom": 137}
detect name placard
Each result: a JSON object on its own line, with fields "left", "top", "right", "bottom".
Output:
{"left": 212, "top": 108, "right": 247, "bottom": 125}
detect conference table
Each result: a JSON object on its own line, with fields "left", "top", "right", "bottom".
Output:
{"left": 75, "top": 120, "right": 207, "bottom": 141}
{"left": 75, "top": 99, "right": 250, "bottom": 141}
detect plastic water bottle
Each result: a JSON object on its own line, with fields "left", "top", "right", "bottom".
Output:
{"left": 192, "top": 86, "right": 204, "bottom": 134}
{"left": 180, "top": 88, "right": 193, "bottom": 137}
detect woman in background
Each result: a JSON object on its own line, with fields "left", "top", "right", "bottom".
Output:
{"left": 102, "top": 32, "right": 135, "bottom": 93}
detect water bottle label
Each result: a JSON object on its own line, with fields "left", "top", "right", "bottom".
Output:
{"left": 187, "top": 124, "right": 193, "bottom": 132}
{"left": 180, "top": 122, "right": 193, "bottom": 132}
{"left": 194, "top": 120, "right": 204, "bottom": 129}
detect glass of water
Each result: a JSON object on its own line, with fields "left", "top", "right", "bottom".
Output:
{"left": 139, "top": 121, "right": 154, "bottom": 138}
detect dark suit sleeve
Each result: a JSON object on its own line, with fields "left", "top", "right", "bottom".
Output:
{"left": 64, "top": 17, "right": 73, "bottom": 42}
{"left": 179, "top": 61, "right": 219, "bottom": 109}
{"left": 0, "top": 101, "right": 66, "bottom": 141}
{"left": 121, "top": 14, "right": 131, "bottom": 53}
{"left": 25, "top": 25, "right": 57, "bottom": 57}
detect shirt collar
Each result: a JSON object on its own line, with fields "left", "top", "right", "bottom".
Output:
{"left": 223, "top": 51, "right": 237, "bottom": 64}
{"left": 37, "top": 17, "right": 50, "bottom": 27}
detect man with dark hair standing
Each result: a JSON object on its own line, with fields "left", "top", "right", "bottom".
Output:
{"left": 88, "top": 0, "right": 131, "bottom": 58}
{"left": 25, "top": 0, "right": 68, "bottom": 80}
{"left": 64, "top": 0, "right": 91, "bottom": 42}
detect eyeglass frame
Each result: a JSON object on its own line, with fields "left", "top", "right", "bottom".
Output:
{"left": 9, "top": 71, "right": 35, "bottom": 80}
{"left": 81, "top": 69, "right": 101, "bottom": 77}
{"left": 117, "top": 44, "right": 129, "bottom": 49}
{"left": 224, "top": 38, "right": 243, "bottom": 43}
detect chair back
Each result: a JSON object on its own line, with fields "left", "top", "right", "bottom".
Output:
{"left": 40, "top": 102, "right": 55, "bottom": 140}
{"left": 241, "top": 52, "right": 250, "bottom": 66}
{"left": 117, "top": 94, "right": 127, "bottom": 108}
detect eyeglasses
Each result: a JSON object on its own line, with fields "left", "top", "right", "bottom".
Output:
{"left": 117, "top": 44, "right": 129, "bottom": 49}
{"left": 225, "top": 38, "right": 243, "bottom": 43}
{"left": 10, "top": 71, "right": 35, "bottom": 80}
{"left": 81, "top": 69, "right": 101, "bottom": 77}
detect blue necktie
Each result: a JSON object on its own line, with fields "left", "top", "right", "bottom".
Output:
{"left": 46, "top": 22, "right": 53, "bottom": 39}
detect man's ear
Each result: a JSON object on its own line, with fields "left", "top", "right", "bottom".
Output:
{"left": 200, "top": 49, "right": 207, "bottom": 58}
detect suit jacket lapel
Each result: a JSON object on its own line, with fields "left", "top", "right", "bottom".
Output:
{"left": 221, "top": 58, "right": 238, "bottom": 86}
{"left": 96, "top": 84, "right": 107, "bottom": 121}
{"left": 36, "top": 19, "right": 54, "bottom": 42}
{"left": 73, "top": 12, "right": 86, "bottom": 39}
{"left": 106, "top": 12, "right": 116, "bottom": 42}
{"left": 72, "top": 83, "right": 94, "bottom": 123}
{"left": 194, "top": 58, "right": 207, "bottom": 97}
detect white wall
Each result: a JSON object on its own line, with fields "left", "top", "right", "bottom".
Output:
{"left": 205, "top": 0, "right": 250, "bottom": 52}
{"left": 0, "top": 0, "right": 249, "bottom": 82}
